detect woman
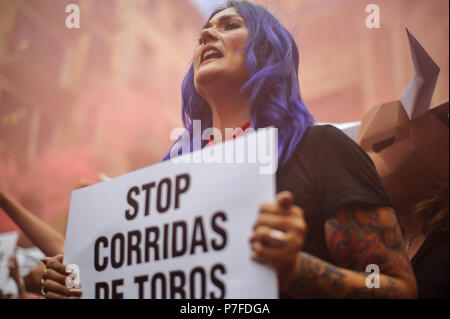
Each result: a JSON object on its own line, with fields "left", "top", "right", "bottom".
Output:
{"left": 42, "top": 0, "right": 417, "bottom": 298}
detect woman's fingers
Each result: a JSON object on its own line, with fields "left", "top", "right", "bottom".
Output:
{"left": 43, "top": 279, "right": 73, "bottom": 296}
{"left": 259, "top": 192, "right": 299, "bottom": 217}
{"left": 42, "top": 278, "right": 82, "bottom": 297}
{"left": 254, "top": 212, "right": 306, "bottom": 233}
{"left": 43, "top": 268, "right": 67, "bottom": 286}
{"left": 253, "top": 213, "right": 292, "bottom": 231}
{"left": 250, "top": 225, "right": 285, "bottom": 242}
{"left": 255, "top": 200, "right": 306, "bottom": 236}
{"left": 45, "top": 291, "right": 81, "bottom": 299}
{"left": 42, "top": 254, "right": 63, "bottom": 263}
{"left": 45, "top": 291, "right": 69, "bottom": 299}
{"left": 276, "top": 191, "right": 294, "bottom": 209}
{"left": 259, "top": 202, "right": 291, "bottom": 216}
{"left": 250, "top": 226, "right": 286, "bottom": 247}
{"left": 68, "top": 288, "right": 83, "bottom": 297}
{"left": 251, "top": 194, "right": 307, "bottom": 272}
{"left": 251, "top": 225, "right": 304, "bottom": 248}
{"left": 251, "top": 241, "right": 285, "bottom": 262}
{"left": 43, "top": 256, "right": 68, "bottom": 275}
{"left": 40, "top": 254, "right": 83, "bottom": 299}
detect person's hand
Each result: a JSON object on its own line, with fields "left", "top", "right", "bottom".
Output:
{"left": 250, "top": 191, "right": 307, "bottom": 292}
{"left": 9, "top": 254, "right": 30, "bottom": 298}
{"left": 24, "top": 263, "right": 46, "bottom": 295}
{"left": 8, "top": 255, "right": 20, "bottom": 281}
{"left": 75, "top": 178, "right": 95, "bottom": 189}
{"left": 41, "top": 254, "right": 82, "bottom": 299}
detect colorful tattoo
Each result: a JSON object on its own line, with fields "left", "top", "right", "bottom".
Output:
{"left": 285, "top": 206, "right": 416, "bottom": 298}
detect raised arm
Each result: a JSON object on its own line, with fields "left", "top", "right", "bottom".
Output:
{"left": 0, "top": 189, "right": 65, "bottom": 256}
{"left": 285, "top": 206, "right": 417, "bottom": 298}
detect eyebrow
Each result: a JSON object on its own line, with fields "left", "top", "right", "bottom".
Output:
{"left": 202, "top": 14, "right": 243, "bottom": 30}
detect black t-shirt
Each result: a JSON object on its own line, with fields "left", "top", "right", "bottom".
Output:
{"left": 276, "top": 125, "right": 393, "bottom": 263}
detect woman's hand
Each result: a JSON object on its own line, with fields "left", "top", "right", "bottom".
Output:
{"left": 24, "top": 263, "right": 46, "bottom": 295}
{"left": 9, "top": 255, "right": 30, "bottom": 298}
{"left": 250, "top": 191, "right": 307, "bottom": 292}
{"left": 8, "top": 255, "right": 20, "bottom": 281}
{"left": 41, "top": 254, "right": 82, "bottom": 299}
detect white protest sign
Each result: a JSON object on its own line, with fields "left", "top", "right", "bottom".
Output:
{"left": 64, "top": 128, "right": 279, "bottom": 299}
{"left": 0, "top": 231, "right": 19, "bottom": 289}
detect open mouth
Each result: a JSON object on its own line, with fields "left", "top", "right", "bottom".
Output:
{"left": 201, "top": 47, "right": 224, "bottom": 64}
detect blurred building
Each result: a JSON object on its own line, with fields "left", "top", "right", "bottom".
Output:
{"left": 253, "top": 0, "right": 449, "bottom": 121}
{"left": 0, "top": 0, "right": 201, "bottom": 166}
{"left": 0, "top": 0, "right": 203, "bottom": 244}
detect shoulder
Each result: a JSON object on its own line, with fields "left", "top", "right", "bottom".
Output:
{"left": 290, "top": 124, "right": 382, "bottom": 187}
{"left": 293, "top": 124, "right": 363, "bottom": 159}
{"left": 309, "top": 124, "right": 357, "bottom": 146}
{"left": 281, "top": 124, "right": 365, "bottom": 179}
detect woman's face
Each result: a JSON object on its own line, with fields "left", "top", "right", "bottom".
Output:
{"left": 193, "top": 7, "right": 249, "bottom": 93}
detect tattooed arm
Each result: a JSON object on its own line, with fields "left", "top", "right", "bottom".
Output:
{"left": 285, "top": 206, "right": 417, "bottom": 298}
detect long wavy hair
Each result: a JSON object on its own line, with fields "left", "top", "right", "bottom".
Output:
{"left": 164, "top": 0, "right": 314, "bottom": 166}
{"left": 414, "top": 179, "right": 449, "bottom": 236}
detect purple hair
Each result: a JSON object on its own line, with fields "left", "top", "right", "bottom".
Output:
{"left": 164, "top": 0, "right": 314, "bottom": 166}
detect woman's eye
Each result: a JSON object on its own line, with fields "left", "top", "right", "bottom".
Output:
{"left": 224, "top": 22, "right": 240, "bottom": 30}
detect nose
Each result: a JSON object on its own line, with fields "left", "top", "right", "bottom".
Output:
{"left": 200, "top": 27, "right": 218, "bottom": 45}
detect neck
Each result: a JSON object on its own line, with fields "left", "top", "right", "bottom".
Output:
{"left": 202, "top": 86, "right": 251, "bottom": 139}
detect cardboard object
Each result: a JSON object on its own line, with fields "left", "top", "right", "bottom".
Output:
{"left": 400, "top": 29, "right": 440, "bottom": 120}
{"left": 357, "top": 29, "right": 448, "bottom": 214}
